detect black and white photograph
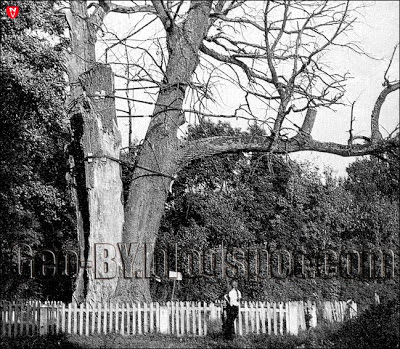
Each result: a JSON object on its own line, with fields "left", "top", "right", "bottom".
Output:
{"left": 1, "top": 1, "right": 399, "bottom": 348}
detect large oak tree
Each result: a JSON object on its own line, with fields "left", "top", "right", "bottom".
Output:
{"left": 59, "top": 0, "right": 399, "bottom": 303}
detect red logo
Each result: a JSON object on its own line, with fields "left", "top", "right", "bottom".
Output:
{"left": 6, "top": 6, "right": 19, "bottom": 19}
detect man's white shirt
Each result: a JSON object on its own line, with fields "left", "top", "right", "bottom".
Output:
{"left": 226, "top": 288, "right": 241, "bottom": 307}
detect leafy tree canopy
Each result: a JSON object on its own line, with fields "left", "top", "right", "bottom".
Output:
{"left": 150, "top": 120, "right": 399, "bottom": 304}
{"left": 0, "top": 0, "right": 75, "bottom": 301}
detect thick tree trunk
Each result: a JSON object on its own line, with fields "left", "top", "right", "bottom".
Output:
{"left": 115, "top": 1, "right": 212, "bottom": 302}
{"left": 70, "top": 65, "right": 124, "bottom": 304}
{"left": 115, "top": 138, "right": 179, "bottom": 302}
{"left": 65, "top": 2, "right": 124, "bottom": 304}
{"left": 114, "top": 50, "right": 189, "bottom": 302}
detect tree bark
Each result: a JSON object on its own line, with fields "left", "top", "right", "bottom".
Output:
{"left": 115, "top": 0, "right": 213, "bottom": 302}
{"left": 70, "top": 65, "right": 124, "bottom": 304}
{"left": 65, "top": 1, "right": 123, "bottom": 304}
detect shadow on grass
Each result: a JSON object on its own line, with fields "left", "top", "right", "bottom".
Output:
{"left": 0, "top": 331, "right": 332, "bottom": 349}
{"left": 0, "top": 333, "right": 80, "bottom": 349}
{"left": 0, "top": 332, "right": 277, "bottom": 349}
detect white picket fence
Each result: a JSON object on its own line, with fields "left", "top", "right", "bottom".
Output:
{"left": 0, "top": 300, "right": 357, "bottom": 338}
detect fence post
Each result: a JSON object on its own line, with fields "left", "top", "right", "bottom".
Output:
{"left": 191, "top": 302, "right": 195, "bottom": 335}
{"left": 310, "top": 302, "right": 317, "bottom": 328}
{"left": 73, "top": 302, "right": 78, "bottom": 335}
{"left": 61, "top": 303, "right": 65, "bottom": 333}
{"left": 109, "top": 302, "right": 114, "bottom": 333}
{"left": 126, "top": 302, "right": 131, "bottom": 335}
{"left": 298, "top": 302, "right": 306, "bottom": 330}
{"left": 79, "top": 303, "right": 84, "bottom": 335}
{"left": 149, "top": 302, "right": 154, "bottom": 333}
{"left": 137, "top": 302, "right": 142, "bottom": 335}
{"left": 155, "top": 302, "right": 160, "bottom": 334}
{"left": 203, "top": 301, "right": 208, "bottom": 335}
{"left": 243, "top": 301, "right": 249, "bottom": 335}
{"left": 179, "top": 301, "right": 184, "bottom": 336}
{"left": 287, "top": 301, "right": 299, "bottom": 335}
{"left": 284, "top": 302, "right": 289, "bottom": 335}
{"left": 272, "top": 302, "right": 277, "bottom": 335}
{"left": 91, "top": 303, "right": 96, "bottom": 335}
{"left": 143, "top": 302, "right": 148, "bottom": 334}
{"left": 7, "top": 302, "right": 12, "bottom": 337}
{"left": 132, "top": 301, "right": 137, "bottom": 335}
{"left": 185, "top": 301, "right": 190, "bottom": 335}
{"left": 266, "top": 302, "right": 271, "bottom": 335}
{"left": 25, "top": 302, "right": 31, "bottom": 336}
{"left": 209, "top": 302, "right": 217, "bottom": 320}
{"left": 11, "top": 301, "right": 16, "bottom": 338}
{"left": 39, "top": 302, "right": 48, "bottom": 335}
{"left": 159, "top": 305, "right": 169, "bottom": 334}
{"left": 260, "top": 302, "right": 266, "bottom": 334}
{"left": 103, "top": 303, "right": 107, "bottom": 334}
{"left": 121, "top": 302, "right": 125, "bottom": 336}
{"left": 279, "top": 302, "right": 284, "bottom": 335}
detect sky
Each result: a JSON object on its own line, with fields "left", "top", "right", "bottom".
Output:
{"left": 99, "top": 1, "right": 399, "bottom": 178}
{"left": 290, "top": 1, "right": 400, "bottom": 176}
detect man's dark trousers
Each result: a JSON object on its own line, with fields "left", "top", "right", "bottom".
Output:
{"left": 224, "top": 304, "right": 239, "bottom": 340}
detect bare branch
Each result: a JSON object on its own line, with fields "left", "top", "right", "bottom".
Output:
{"left": 371, "top": 82, "right": 400, "bottom": 141}
{"left": 180, "top": 131, "right": 398, "bottom": 167}
{"left": 180, "top": 79, "right": 399, "bottom": 165}
{"left": 200, "top": 42, "right": 273, "bottom": 84}
{"left": 108, "top": 2, "right": 156, "bottom": 15}
{"left": 348, "top": 101, "right": 356, "bottom": 145}
{"left": 152, "top": 0, "right": 172, "bottom": 29}
{"left": 384, "top": 43, "right": 399, "bottom": 84}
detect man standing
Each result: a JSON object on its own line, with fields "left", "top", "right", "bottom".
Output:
{"left": 223, "top": 280, "right": 242, "bottom": 340}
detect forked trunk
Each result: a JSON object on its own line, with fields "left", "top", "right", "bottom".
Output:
{"left": 67, "top": 0, "right": 212, "bottom": 303}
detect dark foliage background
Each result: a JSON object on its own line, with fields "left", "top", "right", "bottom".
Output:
{"left": 143, "top": 121, "right": 399, "bottom": 306}
{"left": 0, "top": 0, "right": 76, "bottom": 301}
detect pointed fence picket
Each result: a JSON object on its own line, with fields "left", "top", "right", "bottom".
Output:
{"left": 0, "top": 299, "right": 357, "bottom": 337}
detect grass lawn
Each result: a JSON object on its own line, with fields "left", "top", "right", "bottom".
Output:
{"left": 67, "top": 333, "right": 256, "bottom": 348}
{"left": 0, "top": 332, "right": 308, "bottom": 349}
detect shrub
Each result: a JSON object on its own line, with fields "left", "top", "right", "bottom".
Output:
{"left": 207, "top": 317, "right": 223, "bottom": 337}
{"left": 327, "top": 298, "right": 400, "bottom": 348}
